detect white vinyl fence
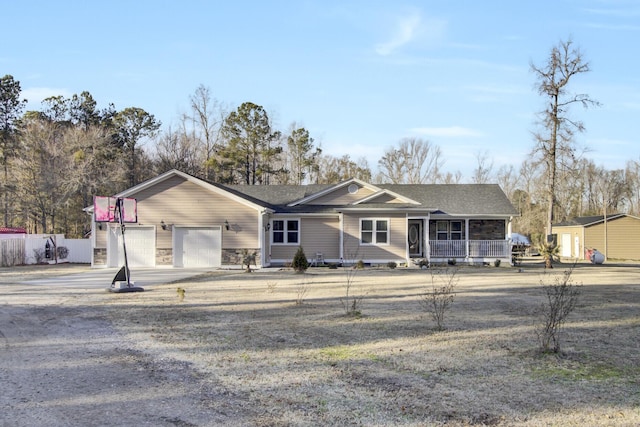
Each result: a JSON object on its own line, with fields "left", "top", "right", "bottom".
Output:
{"left": 0, "top": 234, "right": 91, "bottom": 266}
{"left": 0, "top": 239, "right": 25, "bottom": 267}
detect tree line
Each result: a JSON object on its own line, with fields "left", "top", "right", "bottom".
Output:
{"left": 0, "top": 39, "right": 637, "bottom": 239}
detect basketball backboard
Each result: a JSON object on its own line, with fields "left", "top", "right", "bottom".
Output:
{"left": 94, "top": 196, "right": 138, "bottom": 223}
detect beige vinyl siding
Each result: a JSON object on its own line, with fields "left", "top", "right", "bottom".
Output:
{"left": 95, "top": 227, "right": 108, "bottom": 248}
{"left": 584, "top": 216, "right": 640, "bottom": 261}
{"left": 269, "top": 216, "right": 340, "bottom": 262}
{"left": 553, "top": 226, "right": 582, "bottom": 258}
{"left": 364, "top": 193, "right": 404, "bottom": 203}
{"left": 309, "top": 185, "right": 375, "bottom": 205}
{"left": 133, "top": 175, "right": 259, "bottom": 249}
{"left": 554, "top": 216, "right": 640, "bottom": 260}
{"left": 343, "top": 213, "right": 407, "bottom": 261}
{"left": 301, "top": 217, "right": 340, "bottom": 260}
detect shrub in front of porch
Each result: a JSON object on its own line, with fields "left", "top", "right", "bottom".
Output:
{"left": 292, "top": 246, "right": 309, "bottom": 273}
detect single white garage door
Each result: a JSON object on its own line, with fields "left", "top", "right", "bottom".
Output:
{"left": 108, "top": 226, "right": 156, "bottom": 268}
{"left": 174, "top": 226, "right": 221, "bottom": 268}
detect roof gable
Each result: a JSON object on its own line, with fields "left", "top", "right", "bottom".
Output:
{"left": 115, "top": 169, "right": 268, "bottom": 212}
{"left": 352, "top": 189, "right": 420, "bottom": 205}
{"left": 287, "top": 178, "right": 382, "bottom": 206}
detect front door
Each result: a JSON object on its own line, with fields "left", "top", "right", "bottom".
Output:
{"left": 408, "top": 219, "right": 423, "bottom": 257}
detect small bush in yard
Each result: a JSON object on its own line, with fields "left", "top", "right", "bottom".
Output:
{"left": 387, "top": 261, "right": 397, "bottom": 269}
{"left": 295, "top": 280, "right": 309, "bottom": 305}
{"left": 420, "top": 268, "right": 458, "bottom": 330}
{"left": 291, "top": 247, "right": 309, "bottom": 272}
{"left": 536, "top": 267, "right": 582, "bottom": 353}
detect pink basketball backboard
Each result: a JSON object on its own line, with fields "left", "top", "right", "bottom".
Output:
{"left": 94, "top": 196, "right": 138, "bottom": 223}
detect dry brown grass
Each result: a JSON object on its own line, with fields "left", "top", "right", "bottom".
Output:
{"left": 98, "top": 264, "right": 640, "bottom": 426}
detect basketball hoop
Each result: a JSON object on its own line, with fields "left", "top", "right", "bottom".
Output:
{"left": 94, "top": 196, "right": 144, "bottom": 293}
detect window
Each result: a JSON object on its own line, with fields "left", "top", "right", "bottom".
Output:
{"left": 450, "top": 221, "right": 462, "bottom": 240}
{"left": 272, "top": 219, "right": 299, "bottom": 244}
{"left": 436, "top": 221, "right": 449, "bottom": 240}
{"left": 361, "top": 219, "right": 389, "bottom": 245}
{"left": 434, "top": 220, "right": 464, "bottom": 240}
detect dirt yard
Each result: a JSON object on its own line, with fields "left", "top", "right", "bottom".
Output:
{"left": 1, "top": 262, "right": 639, "bottom": 426}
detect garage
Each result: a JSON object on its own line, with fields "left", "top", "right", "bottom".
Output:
{"left": 174, "top": 226, "right": 222, "bottom": 268}
{"left": 108, "top": 226, "right": 156, "bottom": 268}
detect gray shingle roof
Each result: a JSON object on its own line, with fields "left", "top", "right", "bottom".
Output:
{"left": 220, "top": 182, "right": 518, "bottom": 216}
{"left": 554, "top": 213, "right": 626, "bottom": 227}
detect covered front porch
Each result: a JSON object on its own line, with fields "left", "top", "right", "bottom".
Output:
{"left": 408, "top": 217, "right": 513, "bottom": 266}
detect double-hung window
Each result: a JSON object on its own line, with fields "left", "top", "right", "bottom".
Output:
{"left": 272, "top": 219, "right": 299, "bottom": 244}
{"left": 361, "top": 219, "right": 389, "bottom": 245}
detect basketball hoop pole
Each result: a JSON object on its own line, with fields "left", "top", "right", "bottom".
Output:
{"left": 116, "top": 198, "right": 132, "bottom": 287}
{"left": 107, "top": 197, "right": 143, "bottom": 293}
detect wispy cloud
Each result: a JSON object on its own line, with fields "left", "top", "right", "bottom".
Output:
{"left": 375, "top": 12, "right": 422, "bottom": 56}
{"left": 374, "top": 10, "right": 446, "bottom": 56}
{"left": 410, "top": 126, "right": 483, "bottom": 138}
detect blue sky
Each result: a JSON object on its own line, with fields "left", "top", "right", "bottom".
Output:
{"left": 3, "top": 0, "right": 639, "bottom": 180}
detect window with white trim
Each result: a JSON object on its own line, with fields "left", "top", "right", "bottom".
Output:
{"left": 272, "top": 219, "right": 299, "bottom": 244}
{"left": 450, "top": 221, "right": 463, "bottom": 240}
{"left": 433, "top": 220, "right": 464, "bottom": 240}
{"left": 361, "top": 218, "right": 389, "bottom": 245}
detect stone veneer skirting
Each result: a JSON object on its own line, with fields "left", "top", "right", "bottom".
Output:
{"left": 94, "top": 247, "right": 261, "bottom": 267}
{"left": 222, "top": 248, "right": 261, "bottom": 267}
{"left": 93, "top": 248, "right": 107, "bottom": 266}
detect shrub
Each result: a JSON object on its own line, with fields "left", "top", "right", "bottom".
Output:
{"left": 538, "top": 241, "right": 560, "bottom": 269}
{"left": 341, "top": 248, "right": 368, "bottom": 317}
{"left": 295, "top": 280, "right": 309, "bottom": 305}
{"left": 291, "top": 247, "right": 309, "bottom": 272}
{"left": 419, "top": 268, "right": 458, "bottom": 331}
{"left": 33, "top": 248, "right": 46, "bottom": 264}
{"left": 242, "top": 249, "right": 256, "bottom": 272}
{"left": 387, "top": 261, "right": 397, "bottom": 269}
{"left": 447, "top": 258, "right": 457, "bottom": 266}
{"left": 536, "top": 267, "right": 582, "bottom": 353}
{"left": 494, "top": 259, "right": 501, "bottom": 267}
{"left": 56, "top": 246, "right": 69, "bottom": 260}
{"left": 328, "top": 263, "right": 338, "bottom": 269}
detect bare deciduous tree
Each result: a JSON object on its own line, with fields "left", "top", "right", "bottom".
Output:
{"left": 471, "top": 150, "right": 494, "bottom": 184}
{"left": 530, "top": 38, "right": 599, "bottom": 239}
{"left": 377, "top": 137, "right": 443, "bottom": 184}
{"left": 155, "top": 126, "right": 203, "bottom": 177}
{"left": 184, "top": 85, "right": 226, "bottom": 180}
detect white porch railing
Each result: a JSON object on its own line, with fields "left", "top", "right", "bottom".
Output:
{"left": 429, "top": 240, "right": 510, "bottom": 258}
{"left": 429, "top": 240, "right": 466, "bottom": 257}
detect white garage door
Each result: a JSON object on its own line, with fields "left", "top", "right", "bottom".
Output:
{"left": 174, "top": 227, "right": 221, "bottom": 268}
{"left": 108, "top": 226, "right": 156, "bottom": 268}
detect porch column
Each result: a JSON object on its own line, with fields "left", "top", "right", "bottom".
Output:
{"left": 465, "top": 219, "right": 470, "bottom": 258}
{"left": 339, "top": 212, "right": 344, "bottom": 262}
